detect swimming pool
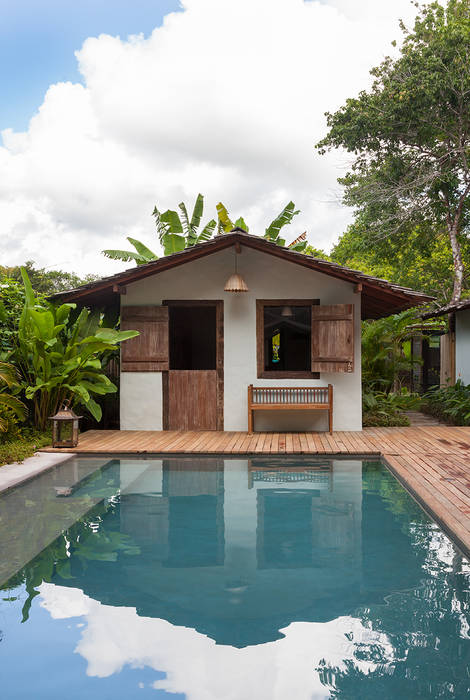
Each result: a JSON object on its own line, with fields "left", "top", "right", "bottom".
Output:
{"left": 1, "top": 455, "right": 469, "bottom": 699}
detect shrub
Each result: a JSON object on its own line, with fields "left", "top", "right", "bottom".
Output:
{"left": 362, "top": 389, "right": 420, "bottom": 427}
{"left": 423, "top": 381, "right": 470, "bottom": 425}
{"left": 0, "top": 430, "right": 51, "bottom": 467}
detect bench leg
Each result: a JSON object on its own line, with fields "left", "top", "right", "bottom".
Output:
{"left": 248, "top": 408, "right": 253, "bottom": 434}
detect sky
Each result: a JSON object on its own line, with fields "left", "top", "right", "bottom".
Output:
{"left": 0, "top": 0, "right": 428, "bottom": 276}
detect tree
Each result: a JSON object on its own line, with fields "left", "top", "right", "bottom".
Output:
{"left": 317, "top": 0, "right": 470, "bottom": 303}
{"left": 102, "top": 193, "right": 217, "bottom": 263}
{"left": 330, "top": 218, "right": 470, "bottom": 303}
{"left": 216, "top": 201, "right": 308, "bottom": 251}
{"left": 0, "top": 261, "right": 99, "bottom": 295}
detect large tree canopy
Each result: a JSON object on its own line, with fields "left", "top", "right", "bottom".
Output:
{"left": 317, "top": 0, "right": 470, "bottom": 303}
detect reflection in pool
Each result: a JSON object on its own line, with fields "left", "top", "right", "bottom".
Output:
{"left": 1, "top": 456, "right": 470, "bottom": 699}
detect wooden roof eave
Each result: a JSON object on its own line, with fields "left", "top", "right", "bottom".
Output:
{"left": 50, "top": 231, "right": 433, "bottom": 319}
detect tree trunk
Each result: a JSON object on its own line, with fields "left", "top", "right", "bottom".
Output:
{"left": 448, "top": 220, "right": 464, "bottom": 304}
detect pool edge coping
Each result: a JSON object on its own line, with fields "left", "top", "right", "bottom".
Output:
{"left": 0, "top": 452, "right": 75, "bottom": 495}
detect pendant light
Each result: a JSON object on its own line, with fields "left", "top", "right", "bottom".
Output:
{"left": 281, "top": 306, "right": 293, "bottom": 317}
{"left": 224, "top": 244, "right": 248, "bottom": 292}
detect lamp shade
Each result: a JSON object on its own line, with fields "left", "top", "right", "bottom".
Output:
{"left": 224, "top": 272, "right": 249, "bottom": 292}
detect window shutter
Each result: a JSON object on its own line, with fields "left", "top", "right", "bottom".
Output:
{"left": 311, "top": 304, "right": 354, "bottom": 373}
{"left": 121, "top": 306, "right": 169, "bottom": 372}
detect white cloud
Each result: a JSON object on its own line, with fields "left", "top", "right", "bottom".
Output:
{"left": 0, "top": 0, "right": 427, "bottom": 276}
{"left": 39, "top": 582, "right": 395, "bottom": 699}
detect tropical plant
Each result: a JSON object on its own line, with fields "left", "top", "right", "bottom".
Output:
{"left": 102, "top": 193, "right": 217, "bottom": 263}
{"left": 0, "top": 362, "right": 27, "bottom": 438}
{"left": 15, "top": 268, "right": 139, "bottom": 430}
{"left": 362, "top": 388, "right": 420, "bottom": 427}
{"left": 216, "top": 201, "right": 308, "bottom": 251}
{"left": 423, "top": 380, "right": 470, "bottom": 425}
{"left": 317, "top": 0, "right": 470, "bottom": 303}
{"left": 361, "top": 310, "right": 422, "bottom": 393}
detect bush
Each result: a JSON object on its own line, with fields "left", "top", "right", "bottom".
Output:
{"left": 423, "top": 380, "right": 470, "bottom": 425}
{"left": 362, "top": 389, "right": 420, "bottom": 427}
{"left": 0, "top": 430, "right": 51, "bottom": 467}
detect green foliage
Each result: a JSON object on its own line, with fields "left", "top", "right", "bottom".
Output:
{"left": 15, "top": 268, "right": 139, "bottom": 430}
{"left": 304, "top": 244, "right": 330, "bottom": 260}
{"left": 423, "top": 380, "right": 470, "bottom": 425}
{"left": 0, "top": 430, "right": 51, "bottom": 466}
{"left": 331, "top": 220, "right": 470, "bottom": 304}
{"left": 317, "top": 0, "right": 470, "bottom": 302}
{"left": 362, "top": 389, "right": 420, "bottom": 427}
{"left": 0, "top": 362, "right": 27, "bottom": 439}
{"left": 0, "top": 278, "right": 39, "bottom": 356}
{"left": 103, "top": 193, "right": 217, "bottom": 263}
{"left": 361, "top": 310, "right": 422, "bottom": 393}
{"left": 216, "top": 200, "right": 308, "bottom": 251}
{"left": 0, "top": 261, "right": 99, "bottom": 296}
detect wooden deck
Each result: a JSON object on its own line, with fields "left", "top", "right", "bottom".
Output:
{"left": 40, "top": 425, "right": 470, "bottom": 556}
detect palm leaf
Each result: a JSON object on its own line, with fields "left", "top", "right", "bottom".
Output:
{"left": 189, "top": 194, "right": 204, "bottom": 234}
{"left": 160, "top": 233, "right": 186, "bottom": 256}
{"left": 0, "top": 362, "right": 20, "bottom": 388}
{"left": 234, "top": 217, "right": 249, "bottom": 232}
{"left": 102, "top": 249, "right": 148, "bottom": 265}
{"left": 159, "top": 209, "right": 184, "bottom": 234}
{"left": 197, "top": 220, "right": 217, "bottom": 243}
{"left": 178, "top": 201, "right": 192, "bottom": 242}
{"left": 0, "top": 393, "right": 27, "bottom": 422}
{"left": 127, "top": 237, "right": 158, "bottom": 261}
{"left": 216, "top": 203, "right": 234, "bottom": 233}
{"left": 265, "top": 202, "right": 300, "bottom": 241}
{"left": 152, "top": 206, "right": 171, "bottom": 240}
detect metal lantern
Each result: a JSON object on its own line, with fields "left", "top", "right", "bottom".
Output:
{"left": 49, "top": 401, "right": 82, "bottom": 448}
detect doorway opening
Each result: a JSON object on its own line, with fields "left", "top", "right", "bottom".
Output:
{"left": 164, "top": 301, "right": 223, "bottom": 431}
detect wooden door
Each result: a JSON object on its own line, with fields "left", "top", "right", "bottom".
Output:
{"left": 167, "top": 370, "right": 218, "bottom": 430}
{"left": 163, "top": 300, "right": 224, "bottom": 431}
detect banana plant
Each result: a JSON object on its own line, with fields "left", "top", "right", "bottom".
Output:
{"left": 216, "top": 201, "right": 307, "bottom": 251}
{"left": 16, "top": 268, "right": 139, "bottom": 429}
{"left": 102, "top": 194, "right": 217, "bottom": 263}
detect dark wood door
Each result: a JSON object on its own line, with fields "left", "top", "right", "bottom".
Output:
{"left": 167, "top": 370, "right": 218, "bottom": 430}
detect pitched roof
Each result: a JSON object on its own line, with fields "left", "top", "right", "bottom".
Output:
{"left": 51, "top": 230, "right": 434, "bottom": 319}
{"left": 422, "top": 298, "right": 470, "bottom": 319}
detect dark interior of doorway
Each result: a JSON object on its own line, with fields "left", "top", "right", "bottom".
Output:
{"left": 169, "top": 305, "right": 217, "bottom": 370}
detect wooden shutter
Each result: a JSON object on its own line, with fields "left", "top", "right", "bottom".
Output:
{"left": 311, "top": 304, "right": 354, "bottom": 373}
{"left": 121, "top": 306, "right": 169, "bottom": 372}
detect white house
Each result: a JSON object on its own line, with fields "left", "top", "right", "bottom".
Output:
{"left": 55, "top": 230, "right": 431, "bottom": 432}
{"left": 423, "top": 298, "right": 470, "bottom": 385}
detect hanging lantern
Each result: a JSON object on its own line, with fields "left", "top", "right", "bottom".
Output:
{"left": 224, "top": 245, "right": 249, "bottom": 292}
{"left": 49, "top": 401, "right": 82, "bottom": 448}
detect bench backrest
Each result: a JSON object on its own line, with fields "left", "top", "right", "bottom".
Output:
{"left": 249, "top": 386, "right": 331, "bottom": 405}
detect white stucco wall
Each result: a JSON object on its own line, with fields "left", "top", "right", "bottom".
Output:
{"left": 120, "top": 246, "right": 362, "bottom": 431}
{"left": 456, "top": 309, "right": 470, "bottom": 384}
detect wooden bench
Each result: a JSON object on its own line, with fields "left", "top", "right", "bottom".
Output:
{"left": 247, "top": 384, "right": 333, "bottom": 434}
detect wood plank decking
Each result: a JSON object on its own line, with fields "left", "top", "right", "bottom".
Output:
{"left": 40, "top": 425, "right": 470, "bottom": 556}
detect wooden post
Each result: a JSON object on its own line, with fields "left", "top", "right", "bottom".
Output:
{"left": 328, "top": 384, "right": 333, "bottom": 433}
{"left": 248, "top": 384, "right": 253, "bottom": 434}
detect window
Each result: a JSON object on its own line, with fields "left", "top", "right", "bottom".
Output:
{"left": 256, "top": 300, "right": 320, "bottom": 378}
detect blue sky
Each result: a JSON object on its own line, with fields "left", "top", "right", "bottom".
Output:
{"left": 0, "top": 0, "right": 181, "bottom": 131}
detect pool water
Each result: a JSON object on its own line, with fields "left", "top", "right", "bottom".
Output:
{"left": 1, "top": 456, "right": 470, "bottom": 699}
